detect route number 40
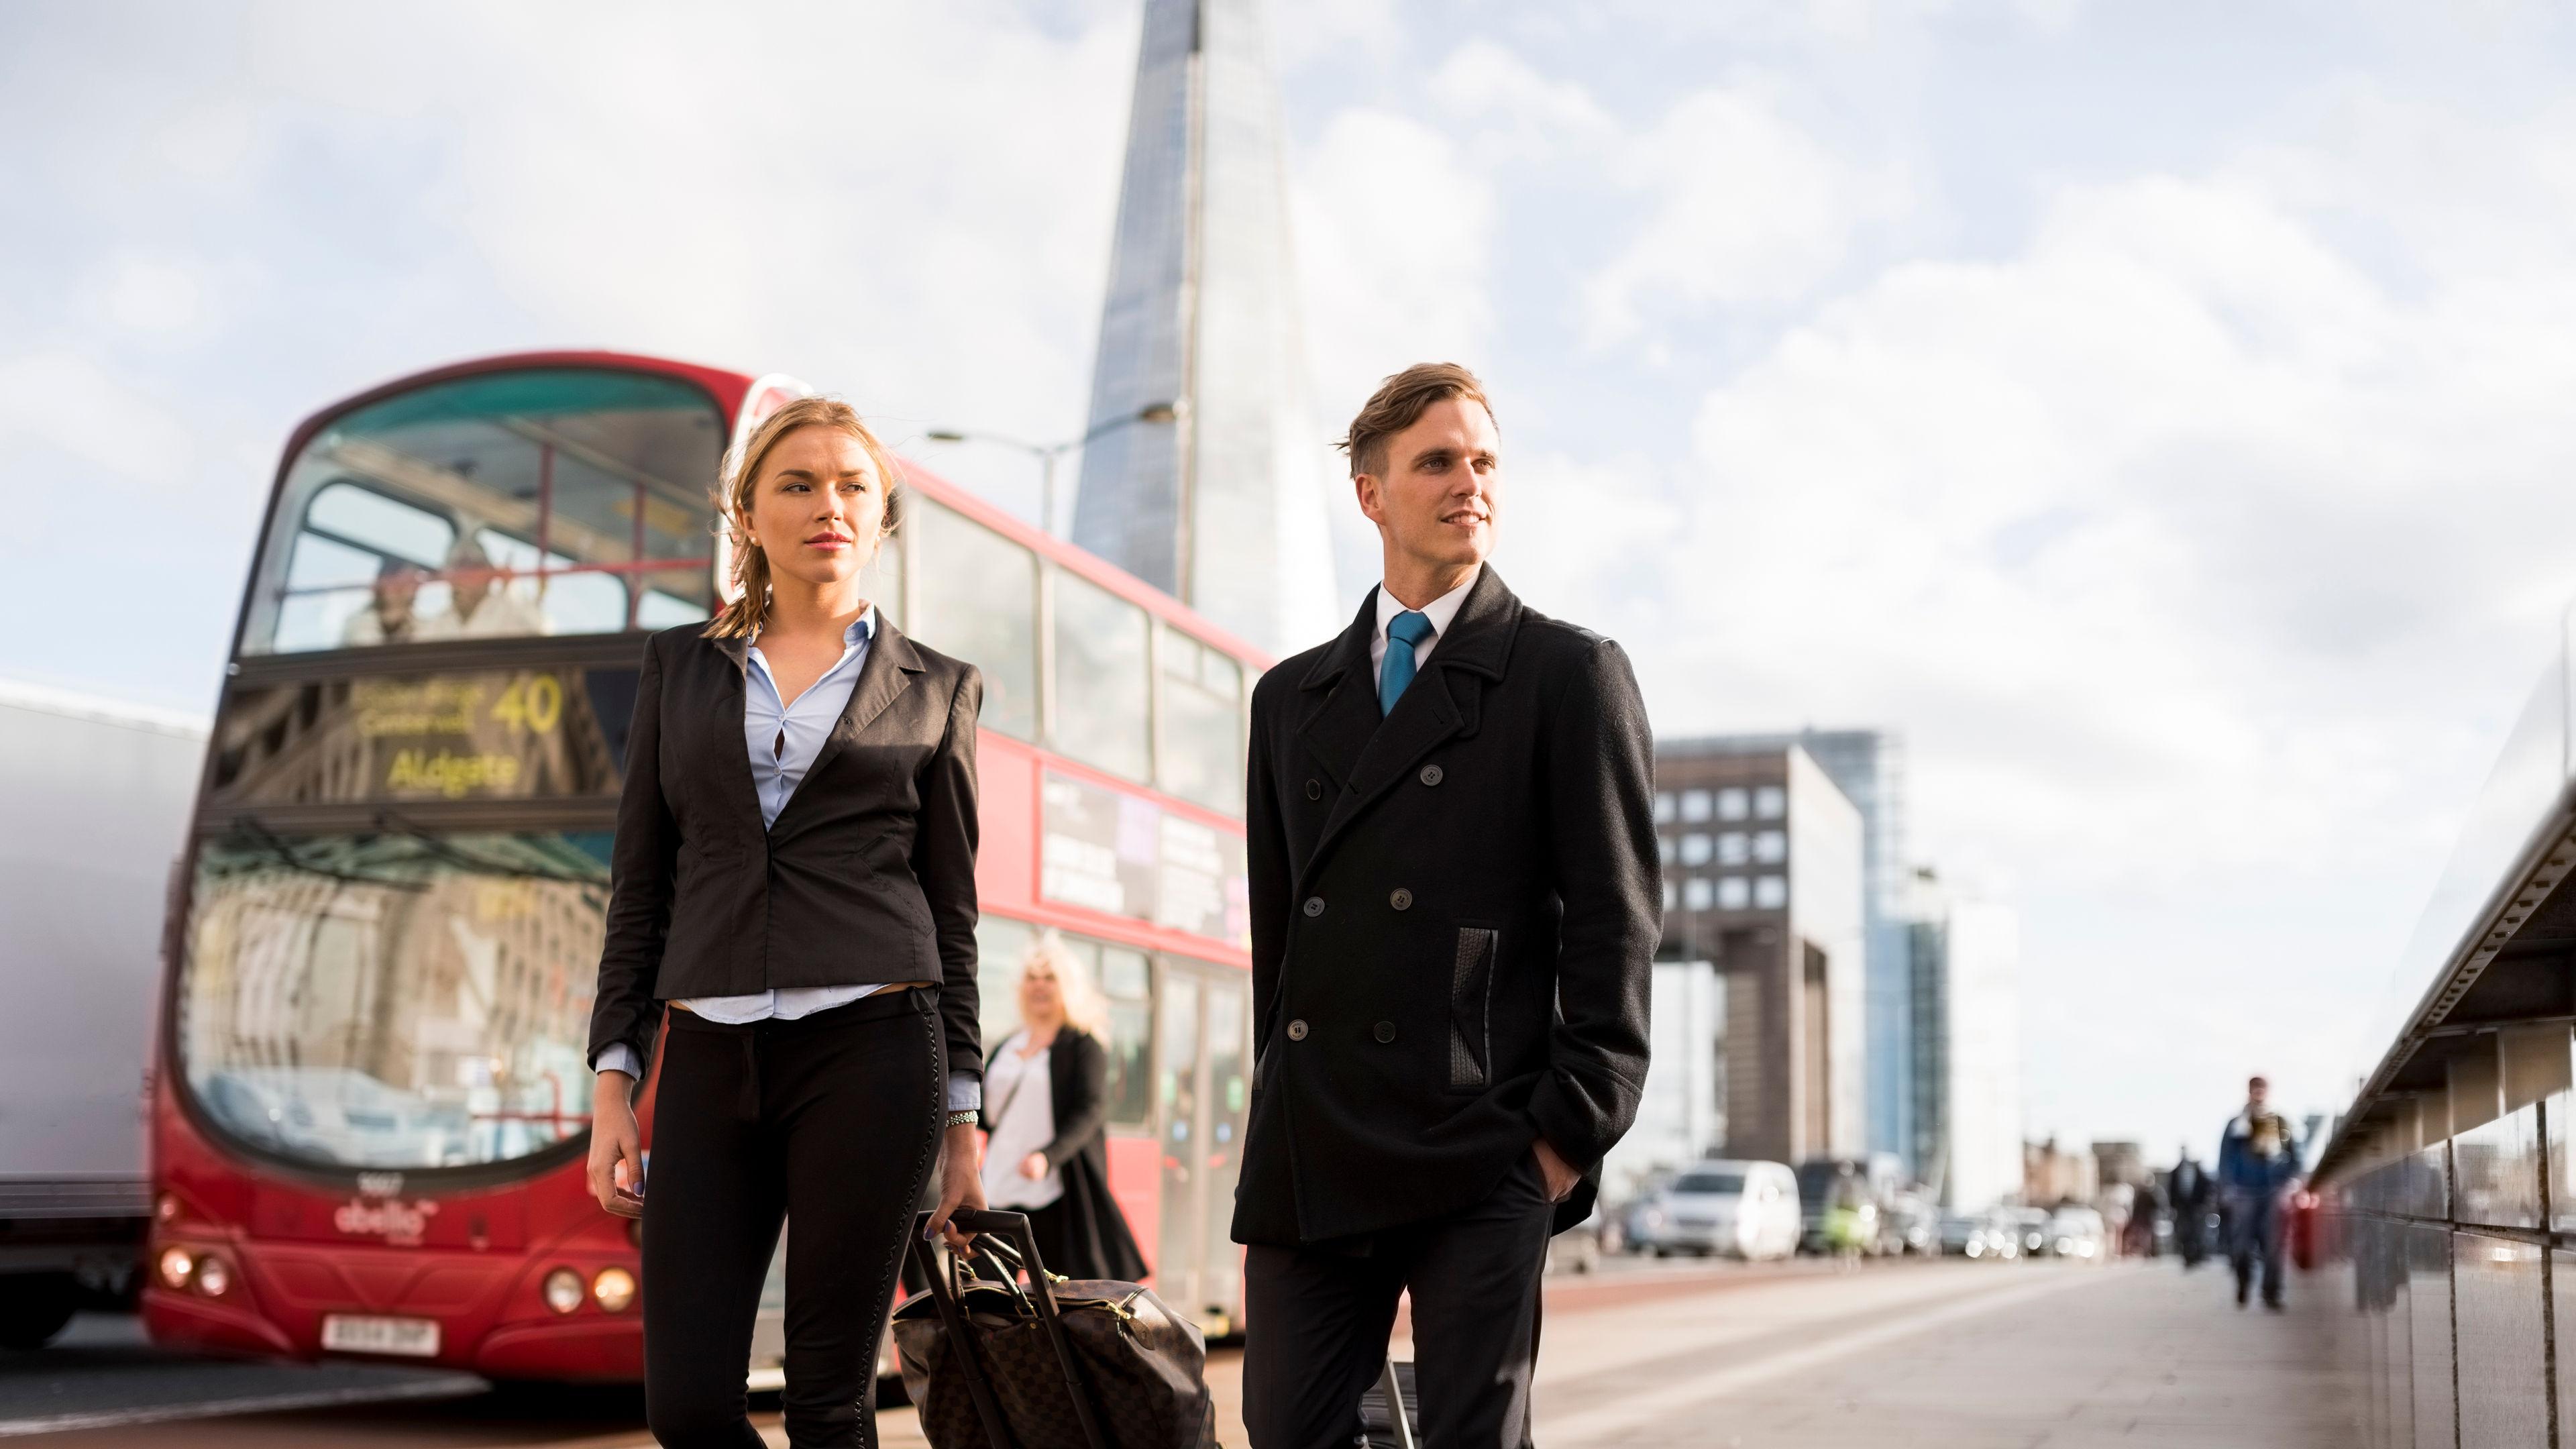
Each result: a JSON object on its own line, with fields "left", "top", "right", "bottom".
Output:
{"left": 490, "top": 674, "right": 564, "bottom": 735}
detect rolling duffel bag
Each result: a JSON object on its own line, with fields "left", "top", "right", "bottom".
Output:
{"left": 894, "top": 1208, "right": 1216, "bottom": 1449}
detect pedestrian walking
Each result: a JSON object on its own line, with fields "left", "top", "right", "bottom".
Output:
{"left": 584, "top": 396, "right": 989, "bottom": 1448}
{"left": 1232, "top": 364, "right": 1662, "bottom": 1449}
{"left": 2123, "top": 1177, "right": 2162, "bottom": 1258}
{"left": 2216, "top": 1075, "right": 2302, "bottom": 1310}
{"left": 977, "top": 932, "right": 1150, "bottom": 1283}
{"left": 2168, "top": 1150, "right": 2214, "bottom": 1269}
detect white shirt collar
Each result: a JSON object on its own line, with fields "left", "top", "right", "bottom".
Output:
{"left": 1374, "top": 566, "right": 1479, "bottom": 651}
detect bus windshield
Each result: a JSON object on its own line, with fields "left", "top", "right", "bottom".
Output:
{"left": 244, "top": 368, "right": 725, "bottom": 655}
{"left": 177, "top": 828, "right": 609, "bottom": 1171}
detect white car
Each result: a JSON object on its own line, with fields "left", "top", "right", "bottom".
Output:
{"left": 1631, "top": 1161, "right": 1801, "bottom": 1260}
{"left": 2045, "top": 1205, "right": 2107, "bottom": 1260}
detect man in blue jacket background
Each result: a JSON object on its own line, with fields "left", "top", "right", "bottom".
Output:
{"left": 2216, "top": 1075, "right": 2302, "bottom": 1309}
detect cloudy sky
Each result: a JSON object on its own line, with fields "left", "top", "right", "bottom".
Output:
{"left": 11, "top": 0, "right": 2576, "bottom": 1162}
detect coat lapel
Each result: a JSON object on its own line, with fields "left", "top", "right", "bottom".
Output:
{"left": 792, "top": 619, "right": 924, "bottom": 810}
{"left": 1299, "top": 568, "right": 1521, "bottom": 880}
{"left": 1293, "top": 593, "right": 1383, "bottom": 797}
{"left": 708, "top": 633, "right": 769, "bottom": 836}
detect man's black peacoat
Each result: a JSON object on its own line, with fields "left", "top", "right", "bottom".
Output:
{"left": 1229, "top": 567, "right": 1660, "bottom": 1248}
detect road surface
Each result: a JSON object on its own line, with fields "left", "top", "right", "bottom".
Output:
{"left": 5, "top": 1256, "right": 2359, "bottom": 1446}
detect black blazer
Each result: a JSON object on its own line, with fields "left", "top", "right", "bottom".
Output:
{"left": 981, "top": 1028, "right": 1148, "bottom": 1283}
{"left": 1231, "top": 568, "right": 1660, "bottom": 1246}
{"left": 587, "top": 619, "right": 985, "bottom": 1081}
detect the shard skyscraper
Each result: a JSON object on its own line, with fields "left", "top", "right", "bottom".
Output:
{"left": 1071, "top": 0, "right": 1346, "bottom": 658}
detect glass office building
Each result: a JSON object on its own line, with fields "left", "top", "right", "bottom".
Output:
{"left": 1072, "top": 0, "right": 1344, "bottom": 659}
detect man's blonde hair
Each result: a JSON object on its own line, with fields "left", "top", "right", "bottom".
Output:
{"left": 1336, "top": 362, "right": 1497, "bottom": 480}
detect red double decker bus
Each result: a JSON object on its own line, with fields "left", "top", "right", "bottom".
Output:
{"left": 145, "top": 352, "right": 1266, "bottom": 1381}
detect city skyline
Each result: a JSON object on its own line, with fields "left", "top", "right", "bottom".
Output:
{"left": 12, "top": 1, "right": 2576, "bottom": 1161}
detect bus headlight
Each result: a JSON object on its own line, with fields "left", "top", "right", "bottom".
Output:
{"left": 158, "top": 1246, "right": 194, "bottom": 1291}
{"left": 195, "top": 1253, "right": 232, "bottom": 1297}
{"left": 543, "top": 1268, "right": 585, "bottom": 1315}
{"left": 592, "top": 1267, "right": 637, "bottom": 1313}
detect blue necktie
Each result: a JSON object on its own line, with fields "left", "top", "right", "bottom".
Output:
{"left": 1381, "top": 610, "right": 1435, "bottom": 715}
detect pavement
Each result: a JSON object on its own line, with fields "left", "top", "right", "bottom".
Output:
{"left": 5, "top": 1256, "right": 2362, "bottom": 1447}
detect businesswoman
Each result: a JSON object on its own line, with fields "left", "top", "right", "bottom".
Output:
{"left": 584, "top": 395, "right": 987, "bottom": 1449}
{"left": 978, "top": 934, "right": 1148, "bottom": 1283}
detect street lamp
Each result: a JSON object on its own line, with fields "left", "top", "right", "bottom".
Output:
{"left": 926, "top": 400, "right": 1179, "bottom": 537}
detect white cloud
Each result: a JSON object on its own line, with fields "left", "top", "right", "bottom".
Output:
{"left": 1292, "top": 106, "right": 1497, "bottom": 424}
{"left": 1615, "top": 97, "right": 2576, "bottom": 1142}
{"left": 1580, "top": 80, "right": 1906, "bottom": 347}
{"left": 0, "top": 352, "right": 196, "bottom": 487}
{"left": 1428, "top": 40, "right": 1618, "bottom": 159}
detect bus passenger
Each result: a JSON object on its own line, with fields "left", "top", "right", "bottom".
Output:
{"left": 978, "top": 932, "right": 1148, "bottom": 1283}
{"left": 341, "top": 558, "right": 428, "bottom": 645}
{"left": 419, "top": 539, "right": 549, "bottom": 639}
{"left": 584, "top": 396, "right": 987, "bottom": 1449}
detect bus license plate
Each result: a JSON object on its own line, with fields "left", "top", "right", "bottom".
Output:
{"left": 321, "top": 1314, "right": 440, "bottom": 1357}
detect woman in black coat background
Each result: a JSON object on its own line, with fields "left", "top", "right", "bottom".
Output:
{"left": 977, "top": 935, "right": 1148, "bottom": 1283}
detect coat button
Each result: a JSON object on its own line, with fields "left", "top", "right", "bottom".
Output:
{"left": 1419, "top": 765, "right": 1444, "bottom": 786}
{"left": 1287, "top": 1019, "right": 1309, "bottom": 1042}
{"left": 1390, "top": 888, "right": 1413, "bottom": 911}
{"left": 1305, "top": 779, "right": 1323, "bottom": 800}
{"left": 1374, "top": 1021, "right": 1397, "bottom": 1044}
{"left": 1303, "top": 896, "right": 1326, "bottom": 918}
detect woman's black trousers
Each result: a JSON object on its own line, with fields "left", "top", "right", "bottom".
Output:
{"left": 642, "top": 989, "right": 946, "bottom": 1449}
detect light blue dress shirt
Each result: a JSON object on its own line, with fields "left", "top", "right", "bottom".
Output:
{"left": 596, "top": 608, "right": 977, "bottom": 1110}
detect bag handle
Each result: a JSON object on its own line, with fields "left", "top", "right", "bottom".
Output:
{"left": 908, "top": 1213, "right": 1018, "bottom": 1449}
{"left": 943, "top": 1208, "right": 1112, "bottom": 1449}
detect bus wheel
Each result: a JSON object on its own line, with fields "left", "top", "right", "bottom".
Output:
{"left": 0, "top": 1273, "right": 78, "bottom": 1350}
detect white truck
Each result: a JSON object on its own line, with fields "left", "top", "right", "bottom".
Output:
{"left": 0, "top": 680, "right": 205, "bottom": 1348}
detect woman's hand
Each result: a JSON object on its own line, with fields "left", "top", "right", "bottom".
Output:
{"left": 1020, "top": 1151, "right": 1049, "bottom": 1181}
{"left": 929, "top": 1122, "right": 987, "bottom": 1251}
{"left": 588, "top": 1072, "right": 645, "bottom": 1218}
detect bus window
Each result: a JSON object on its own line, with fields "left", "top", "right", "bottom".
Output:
{"left": 246, "top": 368, "right": 724, "bottom": 654}
{"left": 912, "top": 500, "right": 1038, "bottom": 741}
{"left": 1156, "top": 624, "right": 1244, "bottom": 813}
{"left": 1052, "top": 570, "right": 1151, "bottom": 783}
{"left": 863, "top": 518, "right": 904, "bottom": 629}
{"left": 1099, "top": 947, "right": 1152, "bottom": 1127}
{"left": 974, "top": 916, "right": 1036, "bottom": 1052}
{"left": 177, "top": 830, "right": 608, "bottom": 1171}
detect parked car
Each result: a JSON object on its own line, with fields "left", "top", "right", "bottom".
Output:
{"left": 1938, "top": 1213, "right": 1984, "bottom": 1256}
{"left": 1882, "top": 1188, "right": 1937, "bottom": 1255}
{"left": 1629, "top": 1161, "right": 1802, "bottom": 1260}
{"left": 1939, "top": 1208, "right": 2023, "bottom": 1259}
{"left": 2010, "top": 1206, "right": 2051, "bottom": 1258}
{"left": 2046, "top": 1205, "right": 2107, "bottom": 1261}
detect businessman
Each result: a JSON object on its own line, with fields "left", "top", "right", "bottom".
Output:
{"left": 1234, "top": 363, "right": 1661, "bottom": 1448}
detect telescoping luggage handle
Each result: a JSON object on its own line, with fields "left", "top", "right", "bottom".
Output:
{"left": 908, "top": 1208, "right": 1113, "bottom": 1449}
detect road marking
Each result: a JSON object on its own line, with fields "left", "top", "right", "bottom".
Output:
{"left": 0, "top": 1373, "right": 486, "bottom": 1439}
{"left": 1538, "top": 1268, "right": 2118, "bottom": 1444}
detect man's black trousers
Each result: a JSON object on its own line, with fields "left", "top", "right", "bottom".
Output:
{"left": 642, "top": 990, "right": 945, "bottom": 1449}
{"left": 1241, "top": 1154, "right": 1556, "bottom": 1449}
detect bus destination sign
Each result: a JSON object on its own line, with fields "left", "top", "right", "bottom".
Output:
{"left": 210, "top": 667, "right": 639, "bottom": 806}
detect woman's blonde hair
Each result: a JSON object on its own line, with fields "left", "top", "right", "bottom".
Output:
{"left": 703, "top": 396, "right": 905, "bottom": 640}
{"left": 1021, "top": 930, "right": 1106, "bottom": 1036}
